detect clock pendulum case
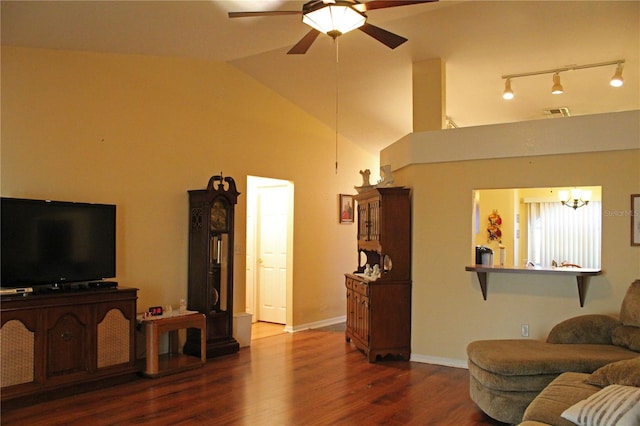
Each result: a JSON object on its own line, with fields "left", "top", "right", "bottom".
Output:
{"left": 183, "top": 175, "right": 240, "bottom": 358}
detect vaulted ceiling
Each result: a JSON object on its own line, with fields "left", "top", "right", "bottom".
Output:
{"left": 2, "top": 1, "right": 638, "bottom": 153}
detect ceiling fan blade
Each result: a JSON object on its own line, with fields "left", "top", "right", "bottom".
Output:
{"left": 357, "top": 0, "right": 438, "bottom": 12}
{"left": 358, "top": 23, "right": 407, "bottom": 49}
{"left": 287, "top": 29, "right": 321, "bottom": 55}
{"left": 228, "top": 11, "right": 301, "bottom": 18}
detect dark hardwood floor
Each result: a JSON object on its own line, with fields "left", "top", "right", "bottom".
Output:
{"left": 1, "top": 327, "right": 507, "bottom": 425}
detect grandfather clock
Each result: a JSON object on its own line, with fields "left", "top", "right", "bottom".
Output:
{"left": 184, "top": 175, "right": 240, "bottom": 358}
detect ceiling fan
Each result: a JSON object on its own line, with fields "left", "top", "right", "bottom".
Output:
{"left": 228, "top": 0, "right": 438, "bottom": 54}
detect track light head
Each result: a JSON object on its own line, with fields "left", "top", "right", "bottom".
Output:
{"left": 551, "top": 73, "right": 563, "bottom": 95}
{"left": 503, "top": 78, "right": 514, "bottom": 100}
{"left": 610, "top": 63, "right": 624, "bottom": 87}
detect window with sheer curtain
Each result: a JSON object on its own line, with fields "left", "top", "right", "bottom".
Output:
{"left": 527, "top": 201, "right": 601, "bottom": 268}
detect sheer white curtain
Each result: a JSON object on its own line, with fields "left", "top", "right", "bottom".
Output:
{"left": 527, "top": 201, "right": 601, "bottom": 268}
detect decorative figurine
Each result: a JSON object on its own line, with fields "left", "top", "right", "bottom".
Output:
{"left": 372, "top": 264, "right": 381, "bottom": 279}
{"left": 363, "top": 264, "right": 381, "bottom": 280}
{"left": 364, "top": 264, "right": 373, "bottom": 277}
{"left": 355, "top": 168, "right": 374, "bottom": 193}
{"left": 376, "top": 165, "right": 395, "bottom": 187}
{"left": 360, "top": 169, "right": 371, "bottom": 186}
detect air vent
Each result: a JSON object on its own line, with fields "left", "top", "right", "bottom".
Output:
{"left": 544, "top": 107, "right": 571, "bottom": 118}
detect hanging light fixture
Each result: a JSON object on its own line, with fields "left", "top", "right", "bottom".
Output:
{"left": 610, "top": 63, "right": 624, "bottom": 87}
{"left": 297, "top": 1, "right": 366, "bottom": 174}
{"left": 551, "top": 73, "right": 564, "bottom": 95}
{"left": 302, "top": 1, "right": 366, "bottom": 39}
{"left": 558, "top": 188, "right": 592, "bottom": 210}
{"left": 502, "top": 78, "right": 514, "bottom": 100}
{"left": 501, "top": 59, "right": 625, "bottom": 100}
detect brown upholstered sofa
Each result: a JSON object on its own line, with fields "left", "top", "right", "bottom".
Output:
{"left": 518, "top": 357, "right": 640, "bottom": 426}
{"left": 467, "top": 279, "right": 640, "bottom": 424}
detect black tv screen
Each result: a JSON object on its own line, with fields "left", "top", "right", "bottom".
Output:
{"left": 1, "top": 197, "right": 116, "bottom": 288}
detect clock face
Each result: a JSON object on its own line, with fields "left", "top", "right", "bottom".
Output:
{"left": 210, "top": 199, "right": 228, "bottom": 232}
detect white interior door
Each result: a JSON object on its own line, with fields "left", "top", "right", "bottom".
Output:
{"left": 256, "top": 184, "right": 289, "bottom": 324}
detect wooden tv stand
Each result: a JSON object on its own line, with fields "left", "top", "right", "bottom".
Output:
{"left": 0, "top": 287, "right": 138, "bottom": 408}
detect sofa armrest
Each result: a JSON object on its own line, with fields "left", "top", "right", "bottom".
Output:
{"left": 547, "top": 314, "right": 621, "bottom": 344}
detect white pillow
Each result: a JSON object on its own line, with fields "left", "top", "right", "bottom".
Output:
{"left": 561, "top": 384, "right": 640, "bottom": 426}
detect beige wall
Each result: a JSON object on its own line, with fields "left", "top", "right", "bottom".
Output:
{"left": 3, "top": 47, "right": 639, "bottom": 365}
{"left": 395, "top": 148, "right": 639, "bottom": 365}
{"left": 1, "top": 47, "right": 377, "bottom": 328}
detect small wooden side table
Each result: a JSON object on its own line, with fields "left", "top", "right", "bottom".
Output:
{"left": 139, "top": 312, "right": 206, "bottom": 378}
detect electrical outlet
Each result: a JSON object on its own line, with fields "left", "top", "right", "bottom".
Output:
{"left": 521, "top": 324, "right": 529, "bottom": 337}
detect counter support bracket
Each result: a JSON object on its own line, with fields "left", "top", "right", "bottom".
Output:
{"left": 576, "top": 276, "right": 588, "bottom": 308}
{"left": 475, "top": 272, "right": 488, "bottom": 301}
{"left": 466, "top": 266, "right": 600, "bottom": 307}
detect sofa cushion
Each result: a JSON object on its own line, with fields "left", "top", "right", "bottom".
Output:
{"left": 612, "top": 326, "right": 640, "bottom": 352}
{"left": 467, "top": 339, "right": 637, "bottom": 376}
{"left": 546, "top": 315, "right": 620, "bottom": 344}
{"left": 468, "top": 359, "right": 557, "bottom": 392}
{"left": 561, "top": 384, "right": 640, "bottom": 426}
{"left": 587, "top": 357, "right": 640, "bottom": 387}
{"left": 620, "top": 279, "right": 640, "bottom": 327}
{"left": 522, "top": 372, "right": 599, "bottom": 426}
{"left": 469, "top": 374, "right": 538, "bottom": 424}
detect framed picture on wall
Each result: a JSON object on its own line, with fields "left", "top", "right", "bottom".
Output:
{"left": 339, "top": 194, "right": 354, "bottom": 224}
{"left": 632, "top": 194, "right": 640, "bottom": 246}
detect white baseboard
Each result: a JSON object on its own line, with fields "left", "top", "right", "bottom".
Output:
{"left": 283, "top": 318, "right": 468, "bottom": 369}
{"left": 410, "top": 353, "right": 468, "bottom": 369}
{"left": 285, "top": 316, "right": 346, "bottom": 333}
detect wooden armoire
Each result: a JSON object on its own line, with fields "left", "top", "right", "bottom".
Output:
{"left": 345, "top": 187, "right": 411, "bottom": 362}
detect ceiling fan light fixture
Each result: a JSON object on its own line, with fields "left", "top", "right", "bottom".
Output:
{"left": 551, "top": 72, "right": 563, "bottom": 95}
{"left": 302, "top": 1, "right": 366, "bottom": 38}
{"left": 503, "top": 78, "right": 514, "bottom": 100}
{"left": 610, "top": 63, "right": 624, "bottom": 87}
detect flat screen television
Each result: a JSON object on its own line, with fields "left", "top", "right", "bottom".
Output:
{"left": 1, "top": 197, "right": 116, "bottom": 289}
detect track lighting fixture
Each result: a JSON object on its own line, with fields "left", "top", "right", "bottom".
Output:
{"left": 610, "top": 63, "right": 624, "bottom": 87}
{"left": 502, "top": 78, "right": 514, "bottom": 100}
{"left": 501, "top": 59, "right": 624, "bottom": 100}
{"left": 551, "top": 73, "right": 563, "bottom": 95}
